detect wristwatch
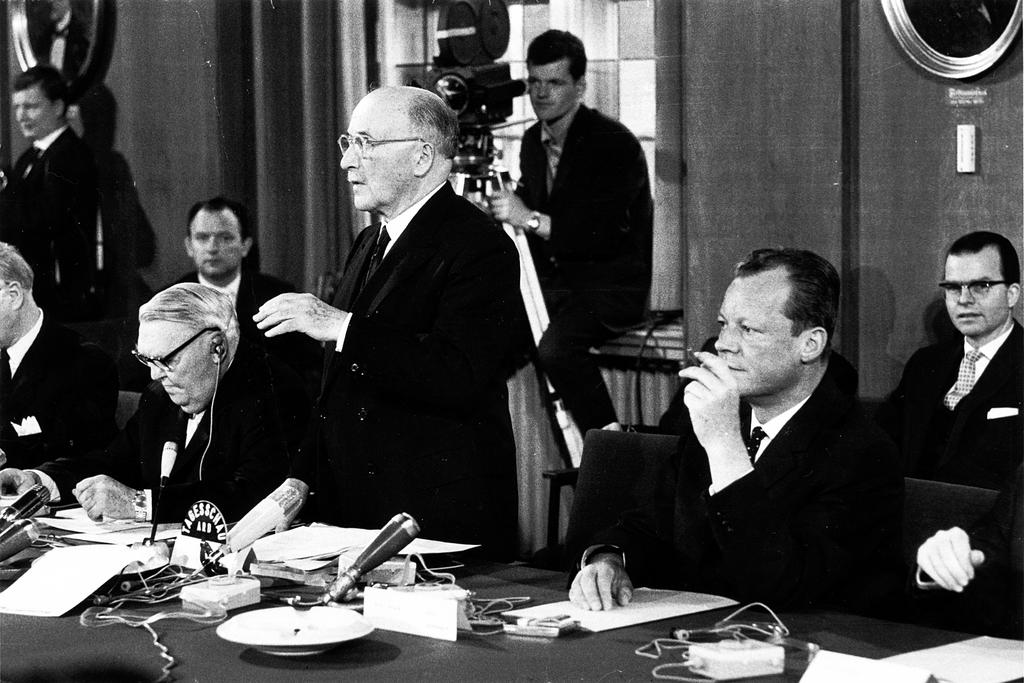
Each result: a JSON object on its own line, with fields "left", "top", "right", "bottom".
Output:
{"left": 133, "top": 489, "right": 148, "bottom": 523}
{"left": 525, "top": 212, "right": 541, "bottom": 232}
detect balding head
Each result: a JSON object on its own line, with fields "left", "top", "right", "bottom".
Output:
{"left": 342, "top": 86, "right": 458, "bottom": 220}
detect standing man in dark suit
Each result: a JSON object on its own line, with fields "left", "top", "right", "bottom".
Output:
{"left": 570, "top": 249, "right": 904, "bottom": 615}
{"left": 255, "top": 86, "right": 521, "bottom": 557}
{"left": 0, "top": 66, "right": 98, "bottom": 320}
{"left": 489, "top": 29, "right": 653, "bottom": 434}
{"left": 0, "top": 242, "right": 117, "bottom": 470}
{"left": 174, "top": 196, "right": 320, "bottom": 392}
{"left": 0, "top": 283, "right": 309, "bottom": 523}
{"left": 877, "top": 231, "right": 1021, "bottom": 489}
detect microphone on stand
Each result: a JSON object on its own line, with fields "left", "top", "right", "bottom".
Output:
{"left": 0, "top": 485, "right": 50, "bottom": 534}
{"left": 188, "top": 478, "right": 309, "bottom": 578}
{"left": 146, "top": 441, "right": 178, "bottom": 544}
{"left": 321, "top": 512, "right": 420, "bottom": 604}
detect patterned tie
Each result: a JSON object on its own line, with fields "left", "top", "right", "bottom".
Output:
{"left": 746, "top": 426, "right": 768, "bottom": 464}
{"left": 944, "top": 349, "right": 984, "bottom": 410}
{"left": 542, "top": 137, "right": 561, "bottom": 193}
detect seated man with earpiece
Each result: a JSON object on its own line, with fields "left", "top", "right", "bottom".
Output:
{"left": 0, "top": 283, "right": 310, "bottom": 523}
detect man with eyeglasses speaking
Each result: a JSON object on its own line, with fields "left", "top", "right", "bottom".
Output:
{"left": 254, "top": 86, "right": 520, "bottom": 559}
{"left": 0, "top": 283, "right": 309, "bottom": 523}
{"left": 878, "top": 231, "right": 1022, "bottom": 489}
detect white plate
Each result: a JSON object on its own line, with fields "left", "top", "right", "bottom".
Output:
{"left": 216, "top": 606, "right": 374, "bottom": 656}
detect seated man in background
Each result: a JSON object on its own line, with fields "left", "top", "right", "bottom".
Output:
{"left": 913, "top": 465, "right": 1022, "bottom": 639}
{"left": 877, "top": 231, "right": 1021, "bottom": 489}
{"left": 489, "top": 29, "right": 652, "bottom": 434}
{"left": 0, "top": 283, "right": 309, "bottom": 523}
{"left": 0, "top": 242, "right": 118, "bottom": 469}
{"left": 174, "top": 196, "right": 320, "bottom": 393}
{"left": 570, "top": 248, "right": 904, "bottom": 615}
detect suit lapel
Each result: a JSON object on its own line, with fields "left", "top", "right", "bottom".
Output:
{"left": 319, "top": 187, "right": 455, "bottom": 396}
{"left": 941, "top": 322, "right": 1022, "bottom": 467}
{"left": 753, "top": 366, "right": 850, "bottom": 489}
{"left": 333, "top": 226, "right": 379, "bottom": 313}
{"left": 7, "top": 319, "right": 57, "bottom": 407}
{"left": 548, "top": 105, "right": 589, "bottom": 202}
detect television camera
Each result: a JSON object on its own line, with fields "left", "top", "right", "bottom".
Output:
{"left": 425, "top": 0, "right": 526, "bottom": 199}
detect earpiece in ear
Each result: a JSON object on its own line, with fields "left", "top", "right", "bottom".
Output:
{"left": 211, "top": 341, "right": 225, "bottom": 363}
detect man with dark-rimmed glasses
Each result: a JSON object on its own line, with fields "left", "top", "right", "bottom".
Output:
{"left": 878, "top": 231, "right": 1022, "bottom": 489}
{"left": 0, "top": 283, "right": 309, "bottom": 523}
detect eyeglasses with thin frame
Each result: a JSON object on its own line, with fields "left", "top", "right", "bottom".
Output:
{"left": 336, "top": 134, "right": 425, "bottom": 157}
{"left": 938, "top": 280, "right": 1008, "bottom": 299}
{"left": 132, "top": 326, "right": 220, "bottom": 373}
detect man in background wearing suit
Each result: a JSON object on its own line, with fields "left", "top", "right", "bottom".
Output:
{"left": 489, "top": 29, "right": 652, "bottom": 434}
{"left": 878, "top": 231, "right": 1021, "bottom": 489}
{"left": 175, "top": 196, "right": 320, "bottom": 392}
{"left": 0, "top": 242, "right": 116, "bottom": 473}
{"left": 255, "top": 86, "right": 521, "bottom": 558}
{"left": 0, "top": 284, "right": 309, "bottom": 523}
{"left": 0, "top": 65, "right": 98, "bottom": 320}
{"left": 570, "top": 249, "right": 904, "bottom": 615}
{"left": 0, "top": 242, "right": 117, "bottom": 470}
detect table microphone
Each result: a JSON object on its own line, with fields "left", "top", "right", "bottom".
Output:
{"left": 146, "top": 441, "right": 178, "bottom": 544}
{"left": 0, "top": 484, "right": 50, "bottom": 534}
{"left": 188, "top": 478, "right": 308, "bottom": 577}
{"left": 0, "top": 519, "right": 40, "bottom": 563}
{"left": 321, "top": 512, "right": 420, "bottom": 604}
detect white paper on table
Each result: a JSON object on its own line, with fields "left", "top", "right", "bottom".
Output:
{"left": 0, "top": 544, "right": 138, "bottom": 617}
{"left": 249, "top": 524, "right": 478, "bottom": 566}
{"left": 41, "top": 508, "right": 151, "bottom": 535}
{"left": 68, "top": 523, "right": 179, "bottom": 545}
{"left": 882, "top": 636, "right": 1024, "bottom": 683}
{"left": 503, "top": 588, "right": 738, "bottom": 632}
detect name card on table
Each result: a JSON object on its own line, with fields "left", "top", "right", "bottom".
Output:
{"left": 800, "top": 650, "right": 935, "bottom": 683}
{"left": 363, "top": 585, "right": 472, "bottom": 641}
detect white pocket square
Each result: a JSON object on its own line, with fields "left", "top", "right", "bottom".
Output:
{"left": 11, "top": 416, "right": 42, "bottom": 436}
{"left": 987, "top": 407, "right": 1019, "bottom": 420}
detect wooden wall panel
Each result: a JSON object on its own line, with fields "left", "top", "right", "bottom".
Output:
{"left": 681, "top": 2, "right": 845, "bottom": 350}
{"left": 101, "top": 0, "right": 224, "bottom": 291}
{"left": 857, "top": 0, "right": 1023, "bottom": 398}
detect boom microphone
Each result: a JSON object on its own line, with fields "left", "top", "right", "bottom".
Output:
{"left": 190, "top": 478, "right": 308, "bottom": 576}
{"left": 0, "top": 485, "right": 50, "bottom": 534}
{"left": 321, "top": 512, "right": 420, "bottom": 604}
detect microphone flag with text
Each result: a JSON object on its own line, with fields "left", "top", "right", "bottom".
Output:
{"left": 191, "top": 478, "right": 309, "bottom": 576}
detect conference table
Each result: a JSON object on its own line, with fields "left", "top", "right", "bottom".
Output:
{"left": 2, "top": 560, "right": 1015, "bottom": 682}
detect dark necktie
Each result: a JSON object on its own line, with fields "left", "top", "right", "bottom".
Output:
{"left": 0, "top": 348, "right": 11, "bottom": 402}
{"left": 746, "top": 426, "right": 768, "bottom": 464}
{"left": 358, "top": 225, "right": 390, "bottom": 295}
{"left": 22, "top": 147, "right": 40, "bottom": 178}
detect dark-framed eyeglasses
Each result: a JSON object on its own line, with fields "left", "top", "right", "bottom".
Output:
{"left": 337, "top": 133, "right": 425, "bottom": 156}
{"left": 938, "top": 280, "right": 1008, "bottom": 299}
{"left": 132, "top": 326, "right": 220, "bottom": 373}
